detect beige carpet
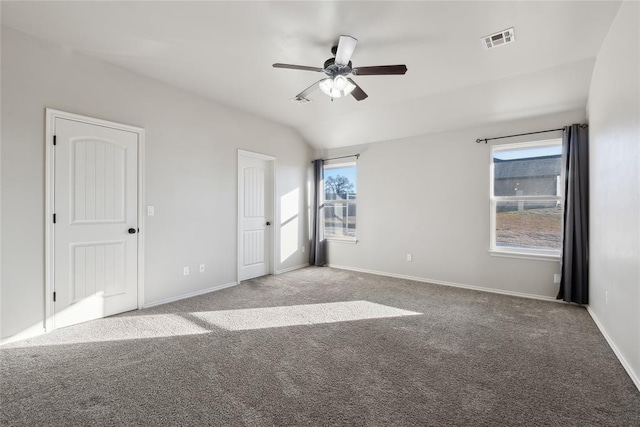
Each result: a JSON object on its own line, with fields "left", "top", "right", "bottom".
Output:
{"left": 2, "top": 267, "right": 639, "bottom": 426}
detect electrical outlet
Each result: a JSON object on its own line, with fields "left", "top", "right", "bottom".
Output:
{"left": 406, "top": 253, "right": 412, "bottom": 262}
{"left": 147, "top": 205, "right": 155, "bottom": 216}
{"left": 553, "top": 274, "right": 561, "bottom": 284}
{"left": 183, "top": 266, "right": 189, "bottom": 276}
{"left": 301, "top": 246, "right": 305, "bottom": 253}
{"left": 199, "top": 264, "right": 205, "bottom": 273}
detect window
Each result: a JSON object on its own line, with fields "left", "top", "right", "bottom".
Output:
{"left": 490, "top": 139, "right": 563, "bottom": 257}
{"left": 323, "top": 161, "right": 357, "bottom": 241}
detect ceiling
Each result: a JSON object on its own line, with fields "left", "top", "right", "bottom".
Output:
{"left": 1, "top": 1, "right": 621, "bottom": 149}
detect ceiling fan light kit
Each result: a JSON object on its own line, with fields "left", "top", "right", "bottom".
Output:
{"left": 319, "top": 76, "right": 356, "bottom": 99}
{"left": 273, "top": 35, "right": 407, "bottom": 103}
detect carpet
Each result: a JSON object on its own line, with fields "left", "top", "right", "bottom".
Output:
{"left": 1, "top": 267, "right": 639, "bottom": 426}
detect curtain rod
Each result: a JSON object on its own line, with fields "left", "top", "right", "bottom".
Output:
{"left": 476, "top": 124, "right": 588, "bottom": 144}
{"left": 311, "top": 154, "right": 360, "bottom": 164}
{"left": 476, "top": 128, "right": 564, "bottom": 144}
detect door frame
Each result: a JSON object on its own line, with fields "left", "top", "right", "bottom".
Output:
{"left": 44, "top": 109, "right": 146, "bottom": 332}
{"left": 237, "top": 149, "right": 276, "bottom": 282}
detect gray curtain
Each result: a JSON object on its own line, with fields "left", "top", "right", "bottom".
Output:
{"left": 557, "top": 124, "right": 589, "bottom": 304}
{"left": 309, "top": 159, "right": 326, "bottom": 266}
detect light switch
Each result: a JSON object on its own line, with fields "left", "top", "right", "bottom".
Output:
{"left": 147, "top": 205, "right": 155, "bottom": 216}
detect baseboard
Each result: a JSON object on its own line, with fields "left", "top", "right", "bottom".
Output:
{"left": 276, "top": 263, "right": 309, "bottom": 275}
{"left": 586, "top": 306, "right": 640, "bottom": 392}
{"left": 326, "top": 264, "right": 561, "bottom": 303}
{"left": 143, "top": 281, "right": 237, "bottom": 309}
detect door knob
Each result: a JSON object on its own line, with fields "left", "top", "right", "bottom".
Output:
{"left": 128, "top": 228, "right": 137, "bottom": 234}
{"left": 266, "top": 221, "right": 271, "bottom": 226}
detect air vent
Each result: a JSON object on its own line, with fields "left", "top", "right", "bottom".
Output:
{"left": 482, "top": 27, "right": 515, "bottom": 49}
{"left": 290, "top": 97, "right": 312, "bottom": 104}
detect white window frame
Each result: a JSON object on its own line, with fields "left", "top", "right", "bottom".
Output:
{"left": 323, "top": 161, "right": 357, "bottom": 242}
{"left": 489, "top": 139, "right": 563, "bottom": 260}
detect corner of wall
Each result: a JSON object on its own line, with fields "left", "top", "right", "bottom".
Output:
{"left": 586, "top": 0, "right": 640, "bottom": 391}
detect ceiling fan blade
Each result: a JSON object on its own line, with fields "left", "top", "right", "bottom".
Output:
{"left": 273, "top": 63, "right": 324, "bottom": 72}
{"left": 352, "top": 65, "right": 408, "bottom": 76}
{"left": 347, "top": 78, "right": 368, "bottom": 101}
{"left": 335, "top": 35, "right": 358, "bottom": 66}
{"left": 295, "top": 79, "right": 324, "bottom": 99}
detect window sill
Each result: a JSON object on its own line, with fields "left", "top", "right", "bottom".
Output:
{"left": 326, "top": 238, "right": 358, "bottom": 244}
{"left": 489, "top": 249, "right": 560, "bottom": 262}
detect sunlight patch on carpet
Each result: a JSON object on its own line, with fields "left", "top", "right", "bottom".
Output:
{"left": 2, "top": 302, "right": 420, "bottom": 348}
{"left": 2, "top": 314, "right": 211, "bottom": 348}
{"left": 191, "top": 301, "right": 421, "bottom": 331}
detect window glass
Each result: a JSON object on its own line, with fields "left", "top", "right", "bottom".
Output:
{"left": 495, "top": 200, "right": 562, "bottom": 251}
{"left": 493, "top": 145, "right": 561, "bottom": 197}
{"left": 491, "top": 140, "right": 562, "bottom": 255}
{"left": 323, "top": 162, "right": 356, "bottom": 240}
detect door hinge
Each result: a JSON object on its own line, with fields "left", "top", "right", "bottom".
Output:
{"left": 53, "top": 135, "right": 57, "bottom": 145}
{"left": 53, "top": 292, "right": 56, "bottom": 302}
{"left": 53, "top": 213, "right": 57, "bottom": 224}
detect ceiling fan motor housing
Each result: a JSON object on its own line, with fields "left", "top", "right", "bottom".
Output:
{"left": 323, "top": 58, "right": 352, "bottom": 77}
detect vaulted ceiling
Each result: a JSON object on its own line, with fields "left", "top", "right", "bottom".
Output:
{"left": 1, "top": 1, "right": 621, "bottom": 149}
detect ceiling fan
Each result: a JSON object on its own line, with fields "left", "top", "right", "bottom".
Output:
{"left": 273, "top": 35, "right": 408, "bottom": 102}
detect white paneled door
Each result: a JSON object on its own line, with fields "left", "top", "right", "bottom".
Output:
{"left": 53, "top": 117, "right": 139, "bottom": 329}
{"left": 238, "top": 152, "right": 274, "bottom": 281}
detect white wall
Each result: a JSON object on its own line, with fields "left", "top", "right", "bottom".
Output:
{"left": 1, "top": 27, "right": 313, "bottom": 340}
{"left": 587, "top": 0, "right": 640, "bottom": 388}
{"left": 323, "top": 109, "right": 586, "bottom": 299}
